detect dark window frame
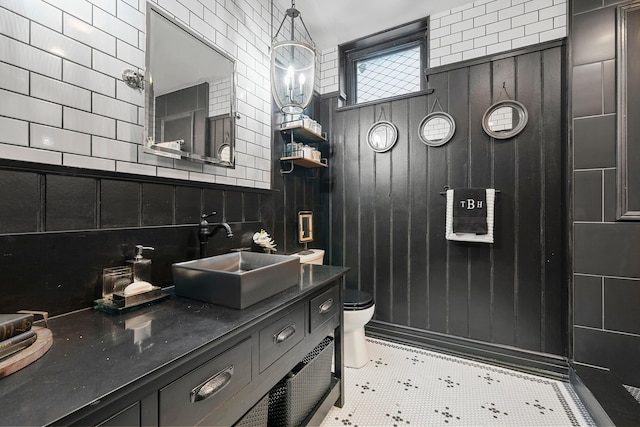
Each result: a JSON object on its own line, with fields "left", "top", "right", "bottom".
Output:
{"left": 338, "top": 17, "right": 429, "bottom": 106}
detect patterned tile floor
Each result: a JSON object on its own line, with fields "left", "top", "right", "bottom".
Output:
{"left": 321, "top": 338, "right": 595, "bottom": 427}
{"left": 625, "top": 385, "right": 640, "bottom": 404}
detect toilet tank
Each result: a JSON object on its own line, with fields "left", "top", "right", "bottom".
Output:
{"left": 293, "top": 249, "right": 324, "bottom": 265}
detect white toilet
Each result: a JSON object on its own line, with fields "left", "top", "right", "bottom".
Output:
{"left": 292, "top": 249, "right": 325, "bottom": 264}
{"left": 342, "top": 288, "right": 375, "bottom": 368}
{"left": 292, "top": 249, "right": 375, "bottom": 368}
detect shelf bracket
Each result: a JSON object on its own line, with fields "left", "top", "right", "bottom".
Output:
{"left": 280, "top": 160, "right": 294, "bottom": 175}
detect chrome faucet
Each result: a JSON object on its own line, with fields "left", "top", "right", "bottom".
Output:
{"left": 198, "top": 212, "right": 233, "bottom": 258}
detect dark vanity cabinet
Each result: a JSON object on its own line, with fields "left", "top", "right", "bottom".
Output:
{"left": 0, "top": 265, "right": 347, "bottom": 427}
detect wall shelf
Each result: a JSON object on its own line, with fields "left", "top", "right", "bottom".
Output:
{"left": 279, "top": 123, "right": 327, "bottom": 143}
{"left": 279, "top": 156, "right": 328, "bottom": 176}
{"left": 279, "top": 120, "right": 329, "bottom": 176}
{"left": 280, "top": 156, "right": 328, "bottom": 169}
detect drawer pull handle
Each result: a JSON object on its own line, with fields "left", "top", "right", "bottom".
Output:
{"left": 190, "top": 365, "right": 234, "bottom": 403}
{"left": 274, "top": 323, "right": 296, "bottom": 344}
{"left": 319, "top": 298, "right": 334, "bottom": 314}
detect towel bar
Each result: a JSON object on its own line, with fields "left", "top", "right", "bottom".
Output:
{"left": 439, "top": 187, "right": 501, "bottom": 196}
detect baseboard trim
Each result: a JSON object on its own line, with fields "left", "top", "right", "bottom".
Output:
{"left": 365, "top": 320, "right": 570, "bottom": 381}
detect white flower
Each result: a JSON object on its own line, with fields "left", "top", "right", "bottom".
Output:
{"left": 253, "top": 229, "right": 277, "bottom": 251}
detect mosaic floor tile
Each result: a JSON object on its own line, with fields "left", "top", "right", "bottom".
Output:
{"left": 321, "top": 338, "right": 595, "bottom": 427}
{"left": 624, "top": 385, "right": 640, "bottom": 405}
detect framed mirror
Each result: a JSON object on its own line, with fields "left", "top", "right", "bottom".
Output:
{"left": 298, "top": 211, "right": 313, "bottom": 243}
{"left": 145, "top": 4, "right": 236, "bottom": 166}
{"left": 366, "top": 121, "right": 398, "bottom": 153}
{"left": 482, "top": 100, "right": 528, "bottom": 140}
{"left": 419, "top": 112, "right": 456, "bottom": 146}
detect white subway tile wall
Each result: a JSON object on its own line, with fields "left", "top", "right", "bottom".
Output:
{"left": 209, "top": 78, "right": 231, "bottom": 117}
{"left": 429, "top": 0, "right": 567, "bottom": 67}
{"left": 319, "top": 47, "right": 338, "bottom": 95}
{"left": 317, "top": 1, "right": 566, "bottom": 95}
{"left": 0, "top": 0, "right": 276, "bottom": 188}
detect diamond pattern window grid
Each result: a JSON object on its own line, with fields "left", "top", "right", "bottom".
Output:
{"left": 356, "top": 46, "right": 421, "bottom": 104}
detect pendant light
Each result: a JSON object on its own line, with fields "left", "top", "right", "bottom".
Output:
{"left": 271, "top": 0, "right": 315, "bottom": 115}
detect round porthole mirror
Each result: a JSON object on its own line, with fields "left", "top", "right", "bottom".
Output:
{"left": 366, "top": 121, "right": 398, "bottom": 153}
{"left": 482, "top": 100, "right": 528, "bottom": 139}
{"left": 419, "top": 112, "right": 456, "bottom": 147}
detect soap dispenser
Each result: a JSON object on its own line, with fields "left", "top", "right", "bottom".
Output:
{"left": 127, "top": 245, "right": 154, "bottom": 284}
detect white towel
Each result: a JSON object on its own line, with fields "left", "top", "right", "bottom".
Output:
{"left": 445, "top": 188, "right": 495, "bottom": 243}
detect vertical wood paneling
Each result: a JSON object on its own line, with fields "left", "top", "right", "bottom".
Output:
{"left": 270, "top": 118, "right": 286, "bottom": 251}
{"left": 391, "top": 99, "right": 410, "bottom": 325}
{"left": 326, "top": 45, "right": 565, "bottom": 355}
{"left": 516, "top": 52, "right": 544, "bottom": 350}
{"left": 543, "top": 47, "right": 566, "bottom": 356}
{"left": 447, "top": 67, "right": 471, "bottom": 337}
{"left": 270, "top": 95, "right": 329, "bottom": 255}
{"left": 359, "top": 106, "right": 376, "bottom": 298}
{"left": 318, "top": 95, "right": 335, "bottom": 252}
{"left": 330, "top": 109, "right": 345, "bottom": 267}
{"left": 468, "top": 62, "right": 494, "bottom": 341}
{"left": 426, "top": 72, "right": 450, "bottom": 333}
{"left": 408, "top": 95, "right": 429, "bottom": 329}
{"left": 490, "top": 57, "right": 517, "bottom": 346}
{"left": 293, "top": 168, "right": 305, "bottom": 247}
{"left": 374, "top": 102, "right": 393, "bottom": 321}
{"left": 344, "top": 107, "right": 360, "bottom": 288}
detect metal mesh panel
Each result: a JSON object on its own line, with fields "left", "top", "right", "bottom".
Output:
{"left": 356, "top": 46, "right": 421, "bottom": 103}
{"left": 234, "top": 394, "right": 269, "bottom": 427}
{"left": 268, "top": 337, "right": 334, "bottom": 426}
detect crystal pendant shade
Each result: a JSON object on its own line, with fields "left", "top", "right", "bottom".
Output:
{"left": 271, "top": 40, "right": 315, "bottom": 115}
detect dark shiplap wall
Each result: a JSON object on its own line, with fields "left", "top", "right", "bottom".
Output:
{"left": 325, "top": 44, "right": 566, "bottom": 355}
{"left": 271, "top": 96, "right": 328, "bottom": 255}
{"left": 571, "top": 0, "right": 640, "bottom": 387}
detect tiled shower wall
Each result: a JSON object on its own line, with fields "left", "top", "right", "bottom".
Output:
{"left": 317, "top": 0, "right": 568, "bottom": 95}
{"left": 571, "top": 0, "right": 640, "bottom": 388}
{"left": 0, "top": 0, "right": 275, "bottom": 188}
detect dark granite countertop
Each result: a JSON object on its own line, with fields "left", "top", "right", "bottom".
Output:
{"left": 0, "top": 264, "right": 348, "bottom": 426}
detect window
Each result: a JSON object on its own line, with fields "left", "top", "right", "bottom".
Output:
{"left": 339, "top": 17, "right": 428, "bottom": 106}
{"left": 356, "top": 45, "right": 421, "bottom": 103}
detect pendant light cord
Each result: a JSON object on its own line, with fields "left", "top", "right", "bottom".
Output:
{"left": 271, "top": 0, "right": 315, "bottom": 48}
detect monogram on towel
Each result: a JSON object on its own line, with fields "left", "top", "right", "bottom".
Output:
{"left": 453, "top": 188, "right": 488, "bottom": 234}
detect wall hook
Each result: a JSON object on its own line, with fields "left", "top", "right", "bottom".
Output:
{"left": 122, "top": 69, "right": 144, "bottom": 90}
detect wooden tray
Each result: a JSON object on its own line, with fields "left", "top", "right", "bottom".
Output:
{"left": 0, "top": 326, "right": 53, "bottom": 378}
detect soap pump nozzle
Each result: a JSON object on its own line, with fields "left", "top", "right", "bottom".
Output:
{"left": 128, "top": 245, "right": 154, "bottom": 284}
{"left": 134, "top": 245, "right": 154, "bottom": 261}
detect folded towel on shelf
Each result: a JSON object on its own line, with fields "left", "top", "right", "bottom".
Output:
{"left": 446, "top": 188, "right": 496, "bottom": 243}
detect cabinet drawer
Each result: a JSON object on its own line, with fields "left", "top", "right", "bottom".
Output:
{"left": 97, "top": 402, "right": 140, "bottom": 427}
{"left": 259, "top": 305, "right": 305, "bottom": 372}
{"left": 309, "top": 285, "right": 339, "bottom": 333}
{"left": 159, "top": 339, "right": 252, "bottom": 427}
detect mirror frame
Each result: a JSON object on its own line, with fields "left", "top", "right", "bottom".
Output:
{"left": 298, "top": 211, "right": 313, "bottom": 243}
{"left": 616, "top": 3, "right": 640, "bottom": 220}
{"left": 144, "top": 3, "right": 237, "bottom": 167}
{"left": 481, "top": 100, "right": 528, "bottom": 140}
{"left": 366, "top": 120, "right": 398, "bottom": 153}
{"left": 418, "top": 112, "right": 456, "bottom": 147}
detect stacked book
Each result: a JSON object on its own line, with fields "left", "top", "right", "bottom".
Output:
{"left": 0, "top": 313, "right": 35, "bottom": 361}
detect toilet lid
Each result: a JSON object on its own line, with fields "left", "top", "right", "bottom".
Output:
{"left": 344, "top": 289, "right": 374, "bottom": 310}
